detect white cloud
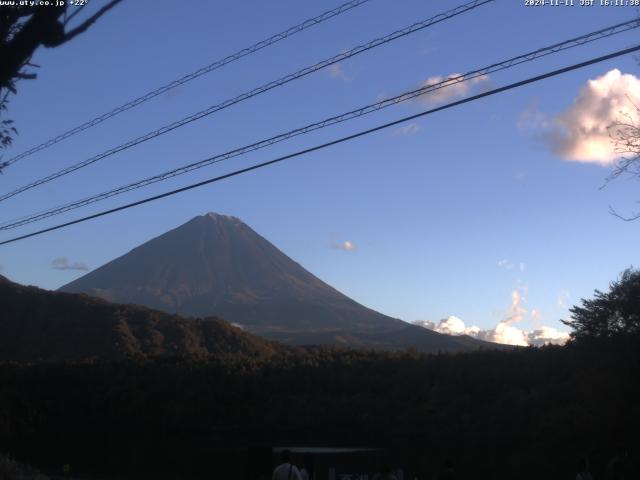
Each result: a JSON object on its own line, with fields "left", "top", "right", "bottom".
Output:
{"left": 418, "top": 73, "right": 489, "bottom": 105}
{"left": 434, "top": 315, "right": 466, "bottom": 334}
{"left": 432, "top": 315, "right": 481, "bottom": 336}
{"left": 530, "top": 308, "right": 542, "bottom": 328}
{"left": 526, "top": 326, "right": 570, "bottom": 347}
{"left": 557, "top": 290, "right": 571, "bottom": 309}
{"left": 394, "top": 123, "right": 421, "bottom": 136}
{"left": 332, "top": 240, "right": 355, "bottom": 252}
{"left": 503, "top": 287, "right": 528, "bottom": 325}
{"left": 475, "top": 322, "right": 529, "bottom": 346}
{"left": 415, "top": 316, "right": 529, "bottom": 346}
{"left": 327, "top": 63, "right": 351, "bottom": 82}
{"left": 413, "top": 320, "right": 435, "bottom": 330}
{"left": 413, "top": 287, "right": 570, "bottom": 347}
{"left": 530, "top": 69, "right": 640, "bottom": 164}
{"left": 51, "top": 257, "right": 89, "bottom": 271}
{"left": 497, "top": 259, "right": 525, "bottom": 272}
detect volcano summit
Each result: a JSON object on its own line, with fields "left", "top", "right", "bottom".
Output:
{"left": 60, "top": 213, "right": 490, "bottom": 352}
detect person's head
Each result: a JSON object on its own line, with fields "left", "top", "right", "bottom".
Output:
{"left": 281, "top": 450, "right": 292, "bottom": 464}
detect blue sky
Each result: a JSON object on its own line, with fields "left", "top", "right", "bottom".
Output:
{"left": 1, "top": 0, "right": 639, "bottom": 342}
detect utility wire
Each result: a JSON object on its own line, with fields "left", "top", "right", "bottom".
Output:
{"left": 1, "top": 18, "right": 638, "bottom": 231}
{"left": 1, "top": 0, "right": 372, "bottom": 168}
{"left": 1, "top": 44, "right": 638, "bottom": 247}
{"left": 0, "top": 0, "right": 494, "bottom": 203}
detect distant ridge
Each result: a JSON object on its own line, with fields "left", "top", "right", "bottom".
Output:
{"left": 0, "top": 275, "right": 279, "bottom": 361}
{"left": 59, "top": 213, "right": 494, "bottom": 352}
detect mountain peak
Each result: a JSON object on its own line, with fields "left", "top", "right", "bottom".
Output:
{"left": 59, "top": 213, "right": 345, "bottom": 322}
{"left": 59, "top": 215, "right": 493, "bottom": 352}
{"left": 201, "top": 212, "right": 241, "bottom": 222}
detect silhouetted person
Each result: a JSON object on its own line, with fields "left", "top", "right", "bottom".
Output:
{"left": 576, "top": 456, "right": 593, "bottom": 480}
{"left": 372, "top": 464, "right": 398, "bottom": 480}
{"left": 436, "top": 459, "right": 455, "bottom": 480}
{"left": 273, "top": 450, "right": 301, "bottom": 480}
{"left": 299, "top": 452, "right": 314, "bottom": 480}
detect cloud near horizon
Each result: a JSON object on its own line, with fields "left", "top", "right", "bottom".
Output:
{"left": 416, "top": 314, "right": 569, "bottom": 347}
{"left": 418, "top": 73, "right": 490, "bottom": 105}
{"left": 415, "top": 286, "right": 570, "bottom": 347}
{"left": 429, "top": 315, "right": 480, "bottom": 337}
{"left": 51, "top": 257, "right": 89, "bottom": 272}
{"left": 522, "top": 69, "right": 640, "bottom": 165}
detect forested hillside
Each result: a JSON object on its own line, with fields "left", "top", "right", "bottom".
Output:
{"left": 1, "top": 272, "right": 639, "bottom": 479}
{"left": 0, "top": 275, "right": 279, "bottom": 360}
{"left": 0, "top": 335, "right": 638, "bottom": 479}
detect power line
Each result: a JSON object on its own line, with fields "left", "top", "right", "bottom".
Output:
{"left": 1, "top": 18, "right": 638, "bottom": 231}
{"left": 2, "top": 43, "right": 638, "bottom": 247}
{"left": 1, "top": 0, "right": 372, "bottom": 168}
{"left": 0, "top": 0, "right": 494, "bottom": 203}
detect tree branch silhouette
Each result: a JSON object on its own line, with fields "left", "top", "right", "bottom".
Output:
{"left": 0, "top": 1, "right": 124, "bottom": 166}
{"left": 606, "top": 93, "right": 640, "bottom": 220}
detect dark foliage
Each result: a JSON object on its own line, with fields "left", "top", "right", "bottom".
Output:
{"left": 0, "top": 1, "right": 123, "bottom": 161}
{"left": 0, "top": 275, "right": 280, "bottom": 361}
{"left": 0, "top": 336, "right": 638, "bottom": 479}
{"left": 0, "top": 1, "right": 124, "bottom": 89}
{"left": 1, "top": 274, "right": 639, "bottom": 479}
{"left": 0, "top": 88, "right": 16, "bottom": 169}
{"left": 564, "top": 268, "right": 640, "bottom": 340}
